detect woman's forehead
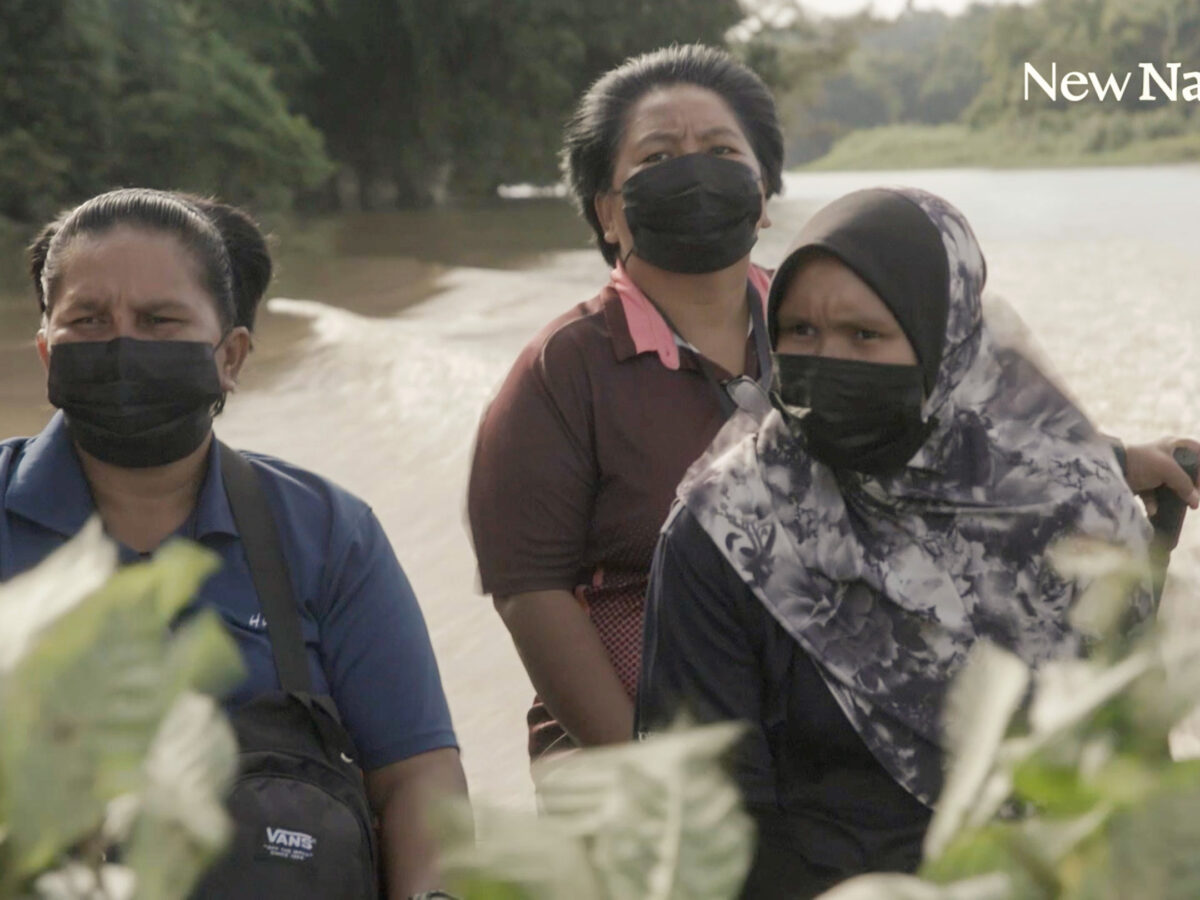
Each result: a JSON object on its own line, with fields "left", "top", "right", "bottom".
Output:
{"left": 49, "top": 228, "right": 211, "bottom": 307}
{"left": 621, "top": 84, "right": 747, "bottom": 145}
{"left": 781, "top": 255, "right": 891, "bottom": 319}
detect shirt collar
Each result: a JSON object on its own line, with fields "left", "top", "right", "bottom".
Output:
{"left": 608, "top": 260, "right": 683, "bottom": 370}
{"left": 603, "top": 261, "right": 774, "bottom": 370}
{"left": 192, "top": 437, "right": 238, "bottom": 539}
{"left": 5, "top": 411, "right": 238, "bottom": 540}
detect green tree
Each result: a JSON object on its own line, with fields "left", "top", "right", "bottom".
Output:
{"left": 290, "top": 0, "right": 743, "bottom": 208}
{"left": 0, "top": 0, "right": 331, "bottom": 223}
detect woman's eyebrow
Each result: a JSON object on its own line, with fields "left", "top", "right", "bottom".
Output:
{"left": 56, "top": 296, "right": 109, "bottom": 315}
{"left": 699, "top": 125, "right": 743, "bottom": 141}
{"left": 138, "top": 299, "right": 192, "bottom": 315}
{"left": 631, "top": 128, "right": 683, "bottom": 148}
{"left": 832, "top": 309, "right": 898, "bottom": 329}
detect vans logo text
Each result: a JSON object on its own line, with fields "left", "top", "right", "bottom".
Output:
{"left": 263, "top": 827, "right": 317, "bottom": 861}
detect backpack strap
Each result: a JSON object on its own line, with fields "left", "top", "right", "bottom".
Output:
{"left": 219, "top": 442, "right": 314, "bottom": 694}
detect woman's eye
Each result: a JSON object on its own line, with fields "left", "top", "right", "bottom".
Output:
{"left": 787, "top": 323, "right": 816, "bottom": 337}
{"left": 640, "top": 151, "right": 670, "bottom": 165}
{"left": 709, "top": 145, "right": 736, "bottom": 156}
{"left": 854, "top": 328, "right": 881, "bottom": 341}
{"left": 71, "top": 316, "right": 99, "bottom": 326}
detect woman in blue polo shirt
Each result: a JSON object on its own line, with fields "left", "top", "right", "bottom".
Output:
{"left": 0, "top": 188, "right": 465, "bottom": 898}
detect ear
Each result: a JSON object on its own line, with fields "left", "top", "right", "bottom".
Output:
{"left": 594, "top": 191, "right": 620, "bottom": 245}
{"left": 35, "top": 328, "right": 50, "bottom": 371}
{"left": 216, "top": 326, "right": 252, "bottom": 392}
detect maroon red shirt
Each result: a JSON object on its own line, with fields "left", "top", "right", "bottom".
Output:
{"left": 468, "top": 263, "right": 771, "bottom": 758}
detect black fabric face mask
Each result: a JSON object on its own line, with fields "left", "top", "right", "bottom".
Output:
{"left": 772, "top": 353, "right": 935, "bottom": 477}
{"left": 620, "top": 153, "right": 763, "bottom": 274}
{"left": 48, "top": 337, "right": 225, "bottom": 468}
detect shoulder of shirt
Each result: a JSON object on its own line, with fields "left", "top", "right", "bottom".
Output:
{"left": 231, "top": 448, "right": 375, "bottom": 530}
{"left": 517, "top": 285, "right": 618, "bottom": 370}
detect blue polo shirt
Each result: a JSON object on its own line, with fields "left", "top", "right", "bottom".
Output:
{"left": 0, "top": 412, "right": 457, "bottom": 770}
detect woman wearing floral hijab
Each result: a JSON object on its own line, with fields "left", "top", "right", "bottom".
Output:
{"left": 636, "top": 187, "right": 1154, "bottom": 898}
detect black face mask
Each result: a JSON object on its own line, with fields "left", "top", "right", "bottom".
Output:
{"left": 620, "top": 153, "right": 763, "bottom": 274}
{"left": 772, "top": 353, "right": 935, "bottom": 477}
{"left": 48, "top": 337, "right": 225, "bottom": 468}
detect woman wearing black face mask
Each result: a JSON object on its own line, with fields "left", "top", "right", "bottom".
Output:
{"left": 635, "top": 188, "right": 1163, "bottom": 898}
{"left": 0, "top": 188, "right": 467, "bottom": 898}
{"left": 467, "top": 44, "right": 784, "bottom": 763}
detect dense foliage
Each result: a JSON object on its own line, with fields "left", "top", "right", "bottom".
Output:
{"left": 820, "top": 540, "right": 1200, "bottom": 900}
{"left": 787, "top": 0, "right": 1199, "bottom": 166}
{"left": 0, "top": 0, "right": 331, "bottom": 223}
{"left": 2, "top": 0, "right": 1195, "bottom": 220}
{"left": 0, "top": 0, "right": 748, "bottom": 219}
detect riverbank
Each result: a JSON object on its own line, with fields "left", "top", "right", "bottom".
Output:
{"left": 807, "top": 122, "right": 1200, "bottom": 171}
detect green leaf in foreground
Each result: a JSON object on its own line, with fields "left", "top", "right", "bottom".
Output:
{"left": 121, "top": 692, "right": 239, "bottom": 900}
{"left": 0, "top": 528, "right": 240, "bottom": 888}
{"left": 1070, "top": 782, "right": 1200, "bottom": 900}
{"left": 440, "top": 722, "right": 754, "bottom": 900}
{"left": 924, "top": 641, "right": 1028, "bottom": 861}
{"left": 815, "top": 872, "right": 1014, "bottom": 900}
{"left": 437, "top": 800, "right": 601, "bottom": 900}
{"left": 537, "top": 722, "right": 754, "bottom": 900}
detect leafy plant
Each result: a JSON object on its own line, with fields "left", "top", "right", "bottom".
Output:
{"left": 0, "top": 518, "right": 243, "bottom": 899}
{"left": 437, "top": 722, "right": 755, "bottom": 900}
{"left": 819, "top": 539, "right": 1200, "bottom": 900}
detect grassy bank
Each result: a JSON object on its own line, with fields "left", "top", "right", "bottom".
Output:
{"left": 807, "top": 121, "right": 1200, "bottom": 171}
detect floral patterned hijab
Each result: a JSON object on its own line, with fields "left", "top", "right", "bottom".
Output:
{"left": 678, "top": 187, "right": 1151, "bottom": 805}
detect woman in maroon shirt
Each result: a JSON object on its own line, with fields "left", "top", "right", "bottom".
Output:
{"left": 467, "top": 43, "right": 1200, "bottom": 765}
{"left": 468, "top": 44, "right": 782, "bottom": 759}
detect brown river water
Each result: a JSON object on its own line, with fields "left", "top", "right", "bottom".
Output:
{"left": 2, "top": 167, "right": 1198, "bottom": 810}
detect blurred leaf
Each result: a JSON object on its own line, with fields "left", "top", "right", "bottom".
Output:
{"left": 1011, "top": 760, "right": 1104, "bottom": 816}
{"left": 924, "top": 642, "right": 1029, "bottom": 860}
{"left": 1028, "top": 654, "right": 1153, "bottom": 743}
{"left": 536, "top": 722, "right": 754, "bottom": 900}
{"left": 1050, "top": 538, "right": 1149, "bottom": 643}
{"left": 120, "top": 693, "right": 238, "bottom": 899}
{"left": 0, "top": 517, "right": 115, "bottom": 674}
{"left": 441, "top": 723, "right": 753, "bottom": 900}
{"left": 922, "top": 826, "right": 1033, "bottom": 893}
{"left": 1006, "top": 806, "right": 1110, "bottom": 886}
{"left": 162, "top": 608, "right": 246, "bottom": 700}
{"left": 30, "top": 861, "right": 135, "bottom": 900}
{"left": 1082, "top": 782, "right": 1200, "bottom": 900}
{"left": 438, "top": 799, "right": 601, "bottom": 900}
{"left": 0, "top": 537, "right": 227, "bottom": 882}
{"left": 815, "top": 871, "right": 1014, "bottom": 899}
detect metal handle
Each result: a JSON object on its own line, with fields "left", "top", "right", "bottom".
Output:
{"left": 1150, "top": 447, "right": 1199, "bottom": 603}
{"left": 1150, "top": 447, "right": 1199, "bottom": 552}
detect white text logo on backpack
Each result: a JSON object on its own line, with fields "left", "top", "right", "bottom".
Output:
{"left": 263, "top": 827, "right": 317, "bottom": 862}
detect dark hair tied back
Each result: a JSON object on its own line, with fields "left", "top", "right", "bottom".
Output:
{"left": 29, "top": 188, "right": 272, "bottom": 331}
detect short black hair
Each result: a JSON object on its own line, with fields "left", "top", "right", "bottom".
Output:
{"left": 29, "top": 188, "right": 272, "bottom": 331}
{"left": 562, "top": 44, "right": 784, "bottom": 266}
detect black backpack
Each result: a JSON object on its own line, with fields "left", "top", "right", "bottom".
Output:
{"left": 190, "top": 444, "right": 380, "bottom": 899}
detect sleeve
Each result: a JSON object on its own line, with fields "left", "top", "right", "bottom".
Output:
{"left": 467, "top": 331, "right": 598, "bottom": 597}
{"left": 636, "top": 504, "right": 777, "bottom": 807}
{"left": 317, "top": 505, "right": 458, "bottom": 770}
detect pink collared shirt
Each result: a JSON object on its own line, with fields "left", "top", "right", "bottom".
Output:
{"left": 608, "top": 260, "right": 772, "bottom": 370}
